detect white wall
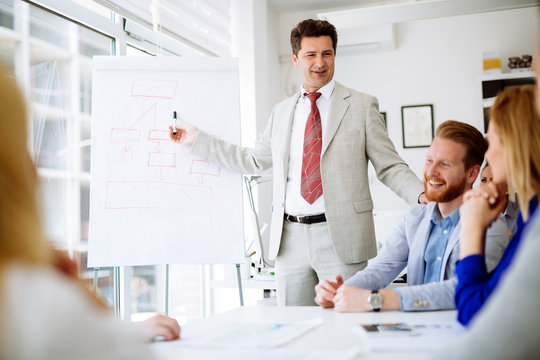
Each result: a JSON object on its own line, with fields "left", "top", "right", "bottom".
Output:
{"left": 269, "top": 6, "right": 539, "bottom": 211}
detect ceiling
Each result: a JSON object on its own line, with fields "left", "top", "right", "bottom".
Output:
{"left": 267, "top": 0, "right": 538, "bottom": 18}
{"left": 267, "top": 0, "right": 411, "bottom": 13}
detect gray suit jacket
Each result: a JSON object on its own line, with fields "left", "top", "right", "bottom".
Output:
{"left": 191, "top": 82, "right": 424, "bottom": 262}
{"left": 345, "top": 202, "right": 509, "bottom": 311}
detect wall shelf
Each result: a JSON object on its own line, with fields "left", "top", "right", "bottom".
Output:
{"left": 481, "top": 71, "right": 535, "bottom": 132}
{"left": 481, "top": 70, "right": 534, "bottom": 81}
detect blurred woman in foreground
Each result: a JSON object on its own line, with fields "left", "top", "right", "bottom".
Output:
{"left": 0, "top": 66, "right": 179, "bottom": 360}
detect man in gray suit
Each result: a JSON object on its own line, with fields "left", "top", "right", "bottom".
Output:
{"left": 314, "top": 121, "right": 509, "bottom": 312}
{"left": 170, "top": 19, "right": 425, "bottom": 306}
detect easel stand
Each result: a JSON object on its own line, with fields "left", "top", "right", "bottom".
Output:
{"left": 243, "top": 176, "right": 274, "bottom": 269}
{"left": 235, "top": 264, "right": 244, "bottom": 306}
{"left": 92, "top": 266, "right": 121, "bottom": 317}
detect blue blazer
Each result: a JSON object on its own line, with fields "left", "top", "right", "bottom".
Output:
{"left": 345, "top": 202, "right": 509, "bottom": 311}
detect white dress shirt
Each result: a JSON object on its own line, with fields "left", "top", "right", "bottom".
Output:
{"left": 285, "top": 80, "right": 335, "bottom": 216}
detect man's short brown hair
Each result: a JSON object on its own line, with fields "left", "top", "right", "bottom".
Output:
{"left": 435, "top": 120, "right": 487, "bottom": 170}
{"left": 290, "top": 19, "right": 338, "bottom": 56}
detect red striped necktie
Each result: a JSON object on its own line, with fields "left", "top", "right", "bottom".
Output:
{"left": 301, "top": 92, "right": 323, "bottom": 204}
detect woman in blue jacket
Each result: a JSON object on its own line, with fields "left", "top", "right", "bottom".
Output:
{"left": 455, "top": 85, "right": 540, "bottom": 326}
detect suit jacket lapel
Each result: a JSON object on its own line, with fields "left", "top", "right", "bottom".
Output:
{"left": 322, "top": 82, "right": 350, "bottom": 157}
{"left": 408, "top": 203, "right": 435, "bottom": 284}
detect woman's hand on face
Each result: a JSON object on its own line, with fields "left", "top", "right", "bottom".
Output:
{"left": 459, "top": 182, "right": 507, "bottom": 258}
{"left": 461, "top": 182, "right": 507, "bottom": 229}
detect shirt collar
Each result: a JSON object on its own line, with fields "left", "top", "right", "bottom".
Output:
{"left": 300, "top": 80, "right": 335, "bottom": 101}
{"left": 430, "top": 204, "right": 460, "bottom": 227}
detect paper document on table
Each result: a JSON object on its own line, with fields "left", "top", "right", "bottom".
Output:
{"left": 359, "top": 321, "right": 466, "bottom": 352}
{"left": 189, "top": 319, "right": 323, "bottom": 348}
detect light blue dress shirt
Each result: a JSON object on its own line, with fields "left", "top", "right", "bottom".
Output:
{"left": 423, "top": 206, "right": 460, "bottom": 284}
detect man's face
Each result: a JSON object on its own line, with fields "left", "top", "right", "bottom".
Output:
{"left": 423, "top": 138, "right": 469, "bottom": 203}
{"left": 291, "top": 36, "right": 335, "bottom": 93}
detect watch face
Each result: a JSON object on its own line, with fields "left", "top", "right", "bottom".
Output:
{"left": 369, "top": 293, "right": 383, "bottom": 308}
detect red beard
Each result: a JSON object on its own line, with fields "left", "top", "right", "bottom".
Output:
{"left": 424, "top": 175, "right": 467, "bottom": 203}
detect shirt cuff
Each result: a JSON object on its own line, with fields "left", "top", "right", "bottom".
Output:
{"left": 393, "top": 288, "right": 405, "bottom": 310}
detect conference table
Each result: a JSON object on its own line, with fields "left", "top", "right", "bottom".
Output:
{"left": 152, "top": 305, "right": 464, "bottom": 359}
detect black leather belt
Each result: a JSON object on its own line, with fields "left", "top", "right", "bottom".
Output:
{"left": 284, "top": 213, "right": 326, "bottom": 224}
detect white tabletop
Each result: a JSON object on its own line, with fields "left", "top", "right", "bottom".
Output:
{"left": 152, "top": 305, "right": 462, "bottom": 360}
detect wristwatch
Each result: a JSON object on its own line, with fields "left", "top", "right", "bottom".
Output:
{"left": 368, "top": 290, "right": 383, "bottom": 312}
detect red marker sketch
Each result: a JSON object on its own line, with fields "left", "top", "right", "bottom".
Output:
{"left": 130, "top": 102, "right": 157, "bottom": 129}
{"left": 148, "top": 130, "right": 172, "bottom": 142}
{"left": 190, "top": 159, "right": 221, "bottom": 184}
{"left": 105, "top": 181, "right": 213, "bottom": 211}
{"left": 110, "top": 128, "right": 140, "bottom": 143}
{"left": 148, "top": 152, "right": 176, "bottom": 168}
{"left": 131, "top": 80, "right": 177, "bottom": 99}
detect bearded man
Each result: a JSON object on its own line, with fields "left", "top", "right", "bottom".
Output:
{"left": 314, "top": 120, "right": 509, "bottom": 312}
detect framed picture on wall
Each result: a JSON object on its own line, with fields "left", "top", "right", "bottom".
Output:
{"left": 401, "top": 104, "right": 434, "bottom": 148}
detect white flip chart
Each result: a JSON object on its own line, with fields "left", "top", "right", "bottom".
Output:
{"left": 88, "top": 56, "right": 244, "bottom": 266}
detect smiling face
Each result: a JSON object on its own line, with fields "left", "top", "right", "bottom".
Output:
{"left": 291, "top": 36, "right": 335, "bottom": 93}
{"left": 423, "top": 137, "right": 470, "bottom": 203}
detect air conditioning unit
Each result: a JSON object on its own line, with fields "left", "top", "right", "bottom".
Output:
{"left": 317, "top": 0, "right": 537, "bottom": 29}
{"left": 336, "top": 23, "right": 397, "bottom": 54}
{"left": 277, "top": 23, "right": 397, "bottom": 63}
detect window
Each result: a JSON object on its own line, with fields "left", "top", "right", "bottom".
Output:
{"left": 1, "top": 1, "right": 117, "bottom": 306}
{"left": 2, "top": 0, "right": 258, "bottom": 324}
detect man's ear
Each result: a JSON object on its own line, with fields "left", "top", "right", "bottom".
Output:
{"left": 467, "top": 164, "right": 481, "bottom": 185}
{"left": 291, "top": 53, "right": 299, "bottom": 67}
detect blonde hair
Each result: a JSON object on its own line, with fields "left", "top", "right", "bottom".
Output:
{"left": 490, "top": 85, "right": 540, "bottom": 220}
{"left": 0, "top": 66, "right": 51, "bottom": 267}
{"left": 0, "top": 66, "right": 109, "bottom": 314}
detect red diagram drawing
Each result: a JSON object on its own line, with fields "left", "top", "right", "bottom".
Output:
{"left": 109, "top": 128, "right": 140, "bottom": 143}
{"left": 148, "top": 130, "right": 172, "bottom": 142}
{"left": 103, "top": 79, "right": 222, "bottom": 210}
{"left": 148, "top": 152, "right": 176, "bottom": 168}
{"left": 147, "top": 130, "right": 176, "bottom": 176}
{"left": 105, "top": 181, "right": 213, "bottom": 211}
{"left": 130, "top": 102, "right": 157, "bottom": 129}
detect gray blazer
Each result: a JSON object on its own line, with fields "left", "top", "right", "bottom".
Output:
{"left": 345, "top": 202, "right": 509, "bottom": 311}
{"left": 191, "top": 82, "right": 424, "bottom": 262}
